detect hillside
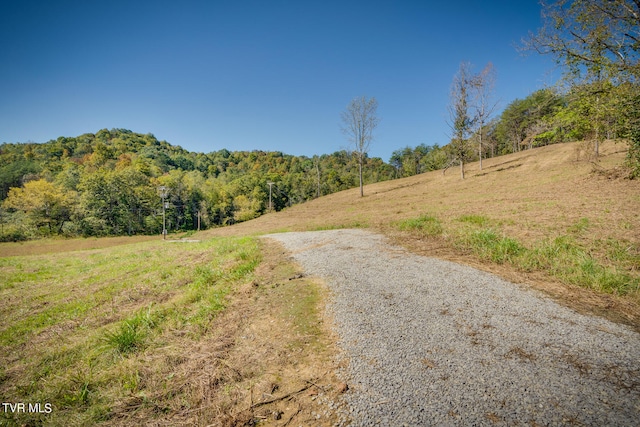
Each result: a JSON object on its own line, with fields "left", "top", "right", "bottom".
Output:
{"left": 202, "top": 139, "right": 637, "bottom": 242}
{"left": 202, "top": 140, "right": 640, "bottom": 329}
{"left": 0, "top": 129, "right": 395, "bottom": 240}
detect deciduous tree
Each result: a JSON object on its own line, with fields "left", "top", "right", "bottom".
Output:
{"left": 524, "top": 0, "right": 640, "bottom": 160}
{"left": 470, "top": 62, "right": 498, "bottom": 170}
{"left": 524, "top": 0, "right": 640, "bottom": 82}
{"left": 341, "top": 96, "right": 380, "bottom": 197}
{"left": 3, "top": 179, "right": 75, "bottom": 234}
{"left": 448, "top": 62, "right": 474, "bottom": 179}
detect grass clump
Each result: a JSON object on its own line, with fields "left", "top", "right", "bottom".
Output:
{"left": 567, "top": 217, "right": 590, "bottom": 234}
{"left": 396, "top": 214, "right": 443, "bottom": 236}
{"left": 461, "top": 228, "right": 524, "bottom": 264}
{"left": 529, "top": 236, "right": 639, "bottom": 295}
{"left": 103, "top": 307, "right": 157, "bottom": 355}
{"left": 458, "top": 229, "right": 639, "bottom": 296}
{"left": 457, "top": 214, "right": 490, "bottom": 227}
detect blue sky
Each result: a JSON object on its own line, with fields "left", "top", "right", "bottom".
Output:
{"left": 0, "top": 0, "right": 559, "bottom": 161}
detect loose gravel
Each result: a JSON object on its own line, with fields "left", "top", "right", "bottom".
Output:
{"left": 264, "top": 229, "right": 640, "bottom": 426}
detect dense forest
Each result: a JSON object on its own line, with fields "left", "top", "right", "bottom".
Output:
{"left": 0, "top": 129, "right": 400, "bottom": 240}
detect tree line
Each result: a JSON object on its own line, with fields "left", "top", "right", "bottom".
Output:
{"left": 0, "top": 129, "right": 395, "bottom": 241}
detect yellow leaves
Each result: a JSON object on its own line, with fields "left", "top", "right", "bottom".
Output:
{"left": 233, "top": 194, "right": 261, "bottom": 222}
{"left": 3, "top": 179, "right": 75, "bottom": 223}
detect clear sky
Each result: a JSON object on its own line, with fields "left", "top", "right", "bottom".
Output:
{"left": 0, "top": 0, "right": 559, "bottom": 161}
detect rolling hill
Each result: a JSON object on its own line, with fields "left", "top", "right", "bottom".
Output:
{"left": 202, "top": 139, "right": 640, "bottom": 329}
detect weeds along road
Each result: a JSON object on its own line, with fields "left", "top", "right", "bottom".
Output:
{"left": 265, "top": 229, "right": 640, "bottom": 426}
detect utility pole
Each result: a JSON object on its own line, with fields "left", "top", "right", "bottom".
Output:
{"left": 159, "top": 186, "right": 168, "bottom": 240}
{"left": 267, "top": 182, "right": 275, "bottom": 212}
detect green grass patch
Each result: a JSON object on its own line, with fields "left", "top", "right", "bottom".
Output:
{"left": 457, "top": 214, "right": 490, "bottom": 227}
{"left": 461, "top": 228, "right": 524, "bottom": 264}
{"left": 272, "top": 277, "right": 323, "bottom": 351}
{"left": 567, "top": 217, "right": 590, "bottom": 234}
{"left": 460, "top": 230, "right": 640, "bottom": 296}
{"left": 102, "top": 307, "right": 157, "bottom": 355}
{"left": 0, "top": 235, "right": 261, "bottom": 426}
{"left": 528, "top": 236, "right": 639, "bottom": 295}
{"left": 396, "top": 214, "right": 443, "bottom": 236}
{"left": 395, "top": 213, "right": 639, "bottom": 298}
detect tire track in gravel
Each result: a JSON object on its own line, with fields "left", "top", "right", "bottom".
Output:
{"left": 265, "top": 229, "right": 640, "bottom": 426}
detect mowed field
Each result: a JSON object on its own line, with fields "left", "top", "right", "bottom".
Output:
{"left": 0, "top": 139, "right": 638, "bottom": 426}
{"left": 0, "top": 235, "right": 343, "bottom": 426}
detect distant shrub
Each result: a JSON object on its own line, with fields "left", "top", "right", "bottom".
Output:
{"left": 0, "top": 229, "right": 29, "bottom": 242}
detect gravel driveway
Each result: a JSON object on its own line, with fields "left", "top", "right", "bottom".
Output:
{"left": 265, "top": 229, "right": 640, "bottom": 426}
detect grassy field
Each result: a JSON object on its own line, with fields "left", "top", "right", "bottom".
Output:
{"left": 1, "top": 139, "right": 639, "bottom": 425}
{"left": 0, "top": 236, "right": 343, "bottom": 426}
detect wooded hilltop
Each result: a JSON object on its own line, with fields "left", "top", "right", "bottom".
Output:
{"left": 0, "top": 129, "right": 400, "bottom": 240}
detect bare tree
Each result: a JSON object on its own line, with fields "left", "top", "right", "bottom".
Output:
{"left": 341, "top": 96, "right": 380, "bottom": 197}
{"left": 470, "top": 62, "right": 498, "bottom": 170}
{"left": 448, "top": 63, "right": 474, "bottom": 179}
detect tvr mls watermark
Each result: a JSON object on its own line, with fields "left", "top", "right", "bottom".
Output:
{"left": 2, "top": 402, "right": 53, "bottom": 414}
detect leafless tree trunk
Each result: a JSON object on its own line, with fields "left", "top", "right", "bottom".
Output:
{"left": 470, "top": 63, "right": 498, "bottom": 171}
{"left": 448, "top": 63, "right": 474, "bottom": 180}
{"left": 341, "top": 96, "right": 379, "bottom": 197}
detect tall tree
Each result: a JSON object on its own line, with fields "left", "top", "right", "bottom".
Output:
{"left": 448, "top": 62, "right": 474, "bottom": 179}
{"left": 525, "top": 0, "right": 640, "bottom": 82}
{"left": 495, "top": 89, "right": 565, "bottom": 153}
{"left": 341, "top": 96, "right": 380, "bottom": 197}
{"left": 524, "top": 0, "right": 640, "bottom": 159}
{"left": 470, "top": 62, "right": 498, "bottom": 170}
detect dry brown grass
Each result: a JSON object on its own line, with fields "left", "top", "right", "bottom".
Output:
{"left": 199, "top": 140, "right": 640, "bottom": 330}
{"left": 200, "top": 140, "right": 637, "bottom": 242}
{"left": 0, "top": 234, "right": 158, "bottom": 257}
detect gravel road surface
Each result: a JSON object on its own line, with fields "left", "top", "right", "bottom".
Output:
{"left": 265, "top": 229, "right": 640, "bottom": 426}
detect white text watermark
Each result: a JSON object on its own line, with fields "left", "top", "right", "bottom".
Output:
{"left": 2, "top": 402, "right": 53, "bottom": 414}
